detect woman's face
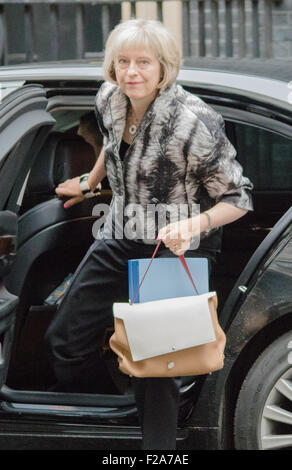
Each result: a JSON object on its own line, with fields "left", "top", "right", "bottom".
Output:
{"left": 114, "top": 46, "right": 161, "bottom": 104}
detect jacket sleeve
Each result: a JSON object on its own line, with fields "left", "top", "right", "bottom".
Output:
{"left": 191, "top": 114, "right": 254, "bottom": 211}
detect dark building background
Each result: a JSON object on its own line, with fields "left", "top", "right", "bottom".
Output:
{"left": 2, "top": 2, "right": 121, "bottom": 64}
{"left": 0, "top": 0, "right": 291, "bottom": 65}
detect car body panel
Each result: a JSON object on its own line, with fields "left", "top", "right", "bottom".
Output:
{"left": 220, "top": 207, "right": 292, "bottom": 330}
{"left": 186, "top": 207, "right": 292, "bottom": 448}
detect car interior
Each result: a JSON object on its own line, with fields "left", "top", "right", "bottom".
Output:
{"left": 2, "top": 91, "right": 292, "bottom": 407}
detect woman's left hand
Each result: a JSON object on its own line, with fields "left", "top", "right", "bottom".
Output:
{"left": 157, "top": 217, "right": 200, "bottom": 256}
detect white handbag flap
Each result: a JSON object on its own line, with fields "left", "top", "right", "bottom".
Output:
{"left": 113, "top": 292, "right": 217, "bottom": 362}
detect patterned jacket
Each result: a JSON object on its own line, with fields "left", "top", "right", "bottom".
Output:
{"left": 95, "top": 81, "right": 253, "bottom": 250}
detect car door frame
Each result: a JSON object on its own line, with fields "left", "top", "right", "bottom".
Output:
{"left": 0, "top": 84, "right": 55, "bottom": 395}
{"left": 0, "top": 210, "right": 18, "bottom": 390}
{"left": 0, "top": 84, "right": 56, "bottom": 213}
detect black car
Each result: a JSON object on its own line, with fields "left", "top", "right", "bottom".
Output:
{"left": 0, "top": 58, "right": 291, "bottom": 450}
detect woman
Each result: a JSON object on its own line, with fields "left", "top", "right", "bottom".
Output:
{"left": 46, "top": 19, "right": 253, "bottom": 450}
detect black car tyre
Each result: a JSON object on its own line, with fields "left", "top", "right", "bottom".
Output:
{"left": 234, "top": 331, "right": 292, "bottom": 450}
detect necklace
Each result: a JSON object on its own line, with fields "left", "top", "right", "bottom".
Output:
{"left": 128, "top": 108, "right": 139, "bottom": 136}
{"left": 129, "top": 124, "right": 137, "bottom": 135}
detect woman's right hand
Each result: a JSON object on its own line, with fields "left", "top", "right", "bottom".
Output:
{"left": 55, "top": 176, "right": 85, "bottom": 209}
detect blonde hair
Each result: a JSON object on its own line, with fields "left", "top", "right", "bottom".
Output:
{"left": 103, "top": 19, "right": 181, "bottom": 89}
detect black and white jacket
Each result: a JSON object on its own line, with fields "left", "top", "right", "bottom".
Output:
{"left": 95, "top": 81, "right": 253, "bottom": 250}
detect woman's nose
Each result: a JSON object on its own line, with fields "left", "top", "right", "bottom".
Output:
{"left": 127, "top": 61, "right": 138, "bottom": 75}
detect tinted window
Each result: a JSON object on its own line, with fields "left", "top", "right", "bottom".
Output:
{"left": 231, "top": 123, "right": 292, "bottom": 191}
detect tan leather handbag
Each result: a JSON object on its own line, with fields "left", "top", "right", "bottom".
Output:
{"left": 109, "top": 242, "right": 226, "bottom": 378}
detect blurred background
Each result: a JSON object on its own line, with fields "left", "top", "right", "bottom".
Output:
{"left": 0, "top": 0, "right": 291, "bottom": 66}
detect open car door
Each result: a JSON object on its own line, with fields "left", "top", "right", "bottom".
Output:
{"left": 0, "top": 84, "right": 55, "bottom": 392}
{"left": 0, "top": 211, "right": 18, "bottom": 388}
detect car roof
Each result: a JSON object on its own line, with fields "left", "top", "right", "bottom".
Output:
{"left": 0, "top": 58, "right": 291, "bottom": 108}
{"left": 182, "top": 57, "right": 292, "bottom": 82}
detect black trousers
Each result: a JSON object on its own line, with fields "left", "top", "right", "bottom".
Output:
{"left": 45, "top": 236, "right": 214, "bottom": 450}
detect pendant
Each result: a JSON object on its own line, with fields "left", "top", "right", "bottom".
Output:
{"left": 129, "top": 124, "right": 137, "bottom": 135}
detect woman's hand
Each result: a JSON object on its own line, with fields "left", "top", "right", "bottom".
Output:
{"left": 158, "top": 203, "right": 248, "bottom": 256}
{"left": 56, "top": 147, "right": 106, "bottom": 209}
{"left": 157, "top": 217, "right": 201, "bottom": 256}
{"left": 55, "top": 176, "right": 85, "bottom": 209}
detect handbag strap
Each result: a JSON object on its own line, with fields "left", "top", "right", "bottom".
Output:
{"left": 178, "top": 253, "right": 199, "bottom": 296}
{"left": 130, "top": 239, "right": 199, "bottom": 304}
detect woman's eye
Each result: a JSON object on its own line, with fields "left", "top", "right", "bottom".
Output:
{"left": 118, "top": 58, "right": 128, "bottom": 65}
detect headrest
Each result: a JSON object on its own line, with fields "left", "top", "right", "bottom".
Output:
{"left": 26, "top": 132, "right": 97, "bottom": 195}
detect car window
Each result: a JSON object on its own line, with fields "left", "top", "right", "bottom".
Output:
{"left": 232, "top": 122, "right": 292, "bottom": 191}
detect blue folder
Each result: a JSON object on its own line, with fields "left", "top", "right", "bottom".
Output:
{"left": 128, "top": 257, "right": 209, "bottom": 303}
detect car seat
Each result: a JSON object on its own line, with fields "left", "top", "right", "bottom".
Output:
{"left": 21, "top": 131, "right": 97, "bottom": 212}
{"left": 5, "top": 131, "right": 111, "bottom": 298}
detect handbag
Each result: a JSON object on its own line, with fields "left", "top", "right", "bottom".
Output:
{"left": 109, "top": 241, "right": 226, "bottom": 378}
